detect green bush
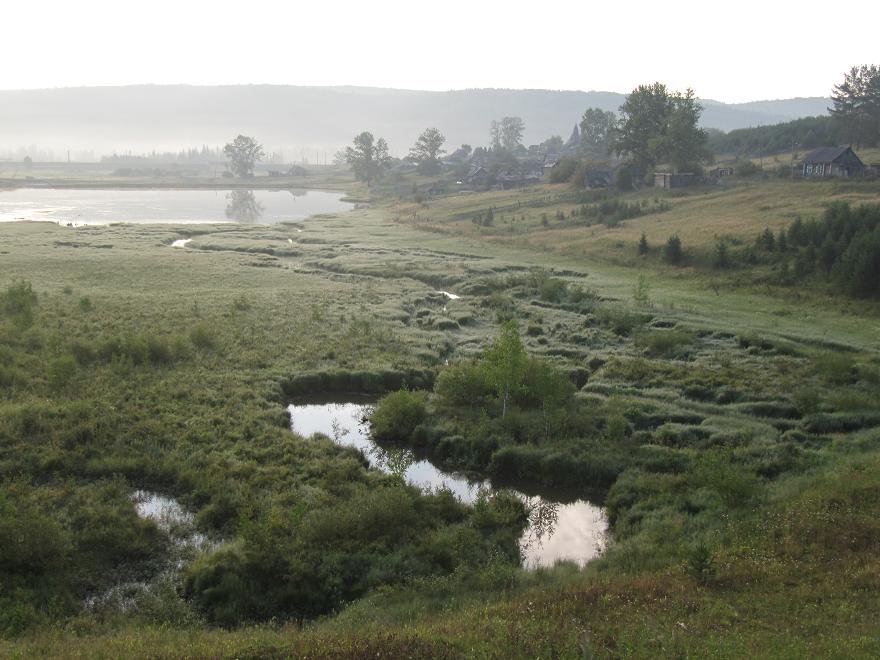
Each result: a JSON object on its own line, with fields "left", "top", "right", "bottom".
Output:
{"left": 47, "top": 356, "right": 78, "bottom": 390}
{"left": 435, "top": 363, "right": 492, "bottom": 408}
{"left": 370, "top": 390, "right": 428, "bottom": 442}
{"left": 1, "top": 280, "right": 37, "bottom": 328}
{"left": 190, "top": 323, "right": 218, "bottom": 350}
{"left": 634, "top": 329, "right": 694, "bottom": 357}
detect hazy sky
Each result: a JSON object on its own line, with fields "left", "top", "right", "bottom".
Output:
{"left": 3, "top": 0, "right": 877, "bottom": 102}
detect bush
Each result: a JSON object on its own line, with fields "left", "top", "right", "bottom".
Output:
{"left": 47, "top": 356, "right": 78, "bottom": 390}
{"left": 1, "top": 280, "right": 37, "bottom": 328}
{"left": 634, "top": 329, "right": 694, "bottom": 357}
{"left": 190, "top": 323, "right": 217, "bottom": 350}
{"left": 435, "top": 363, "right": 492, "bottom": 408}
{"left": 370, "top": 390, "right": 428, "bottom": 442}
{"left": 736, "top": 160, "right": 759, "bottom": 177}
{"left": 615, "top": 168, "right": 633, "bottom": 191}
{"left": 549, "top": 157, "right": 578, "bottom": 183}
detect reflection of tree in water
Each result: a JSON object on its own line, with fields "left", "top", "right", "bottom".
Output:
{"left": 370, "top": 445, "right": 415, "bottom": 483}
{"left": 520, "top": 496, "right": 560, "bottom": 550}
{"left": 225, "top": 190, "right": 264, "bottom": 223}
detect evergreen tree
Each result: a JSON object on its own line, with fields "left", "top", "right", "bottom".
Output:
{"left": 664, "top": 234, "right": 683, "bottom": 264}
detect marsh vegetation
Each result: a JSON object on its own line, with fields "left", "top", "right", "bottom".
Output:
{"left": 2, "top": 149, "right": 880, "bottom": 656}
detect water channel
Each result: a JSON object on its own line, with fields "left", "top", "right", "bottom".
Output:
{"left": 288, "top": 400, "right": 608, "bottom": 569}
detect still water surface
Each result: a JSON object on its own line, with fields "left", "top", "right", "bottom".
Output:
{"left": 0, "top": 188, "right": 353, "bottom": 225}
{"left": 288, "top": 401, "right": 608, "bottom": 569}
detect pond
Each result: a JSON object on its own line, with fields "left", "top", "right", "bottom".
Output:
{"left": 0, "top": 188, "right": 353, "bottom": 225}
{"left": 287, "top": 400, "right": 608, "bottom": 569}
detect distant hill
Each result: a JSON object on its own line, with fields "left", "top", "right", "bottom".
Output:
{"left": 0, "top": 85, "right": 832, "bottom": 159}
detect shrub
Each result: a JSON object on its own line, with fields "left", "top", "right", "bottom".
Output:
{"left": 47, "top": 356, "right": 78, "bottom": 390}
{"left": 549, "top": 157, "right": 578, "bottom": 183}
{"left": 1, "top": 280, "right": 37, "bottom": 327}
{"left": 634, "top": 329, "right": 694, "bottom": 357}
{"left": 435, "top": 363, "right": 492, "bottom": 408}
{"left": 370, "top": 390, "right": 428, "bottom": 442}
{"left": 736, "top": 160, "right": 759, "bottom": 177}
{"left": 190, "top": 323, "right": 217, "bottom": 350}
{"left": 615, "top": 168, "right": 633, "bottom": 191}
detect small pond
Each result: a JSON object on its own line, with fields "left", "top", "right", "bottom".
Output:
{"left": 85, "top": 491, "right": 214, "bottom": 613}
{"left": 288, "top": 401, "right": 608, "bottom": 569}
{"left": 0, "top": 188, "right": 353, "bottom": 225}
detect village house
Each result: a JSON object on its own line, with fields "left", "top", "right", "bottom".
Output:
{"left": 461, "top": 164, "right": 488, "bottom": 186}
{"left": 801, "top": 146, "right": 865, "bottom": 178}
{"left": 654, "top": 172, "right": 698, "bottom": 189}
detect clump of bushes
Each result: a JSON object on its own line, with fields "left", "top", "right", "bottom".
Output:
{"left": 370, "top": 390, "right": 428, "bottom": 442}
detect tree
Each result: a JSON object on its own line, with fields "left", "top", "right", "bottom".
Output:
{"left": 409, "top": 127, "right": 446, "bottom": 174}
{"left": 223, "top": 135, "right": 264, "bottom": 178}
{"left": 664, "top": 233, "right": 683, "bottom": 264}
{"left": 449, "top": 144, "right": 472, "bottom": 161}
{"left": 483, "top": 320, "right": 527, "bottom": 418}
{"left": 345, "top": 131, "right": 392, "bottom": 185}
{"left": 565, "top": 124, "right": 580, "bottom": 151}
{"left": 541, "top": 135, "right": 564, "bottom": 152}
{"left": 612, "top": 83, "right": 709, "bottom": 173}
{"left": 490, "top": 117, "right": 525, "bottom": 152}
{"left": 613, "top": 83, "right": 673, "bottom": 171}
{"left": 638, "top": 232, "right": 649, "bottom": 256}
{"left": 661, "top": 89, "right": 710, "bottom": 173}
{"left": 831, "top": 64, "right": 880, "bottom": 148}
{"left": 579, "top": 107, "right": 616, "bottom": 157}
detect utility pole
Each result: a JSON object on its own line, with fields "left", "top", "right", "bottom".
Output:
{"left": 790, "top": 138, "right": 799, "bottom": 179}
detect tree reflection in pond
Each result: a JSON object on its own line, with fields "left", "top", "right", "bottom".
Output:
{"left": 225, "top": 190, "right": 264, "bottom": 223}
{"left": 520, "top": 496, "right": 560, "bottom": 549}
{"left": 369, "top": 445, "right": 415, "bottom": 483}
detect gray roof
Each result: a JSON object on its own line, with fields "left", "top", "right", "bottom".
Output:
{"left": 802, "top": 146, "right": 854, "bottom": 164}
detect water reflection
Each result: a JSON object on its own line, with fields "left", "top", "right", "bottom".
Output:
{"left": 287, "top": 401, "right": 608, "bottom": 568}
{"left": 225, "top": 190, "right": 264, "bottom": 223}
{"left": 0, "top": 188, "right": 355, "bottom": 225}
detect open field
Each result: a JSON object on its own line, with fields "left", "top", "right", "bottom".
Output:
{"left": 401, "top": 179, "right": 880, "bottom": 257}
{"left": 2, "top": 175, "right": 880, "bottom": 656}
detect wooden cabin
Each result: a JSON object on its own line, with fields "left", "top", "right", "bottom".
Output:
{"left": 802, "top": 146, "right": 865, "bottom": 178}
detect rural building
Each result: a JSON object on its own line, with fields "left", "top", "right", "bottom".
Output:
{"left": 584, "top": 168, "right": 612, "bottom": 188}
{"left": 654, "top": 172, "right": 698, "bottom": 189}
{"left": 709, "top": 166, "right": 735, "bottom": 178}
{"left": 497, "top": 170, "right": 541, "bottom": 189}
{"left": 543, "top": 153, "right": 561, "bottom": 174}
{"left": 801, "top": 146, "right": 865, "bottom": 178}
{"left": 461, "top": 165, "right": 488, "bottom": 186}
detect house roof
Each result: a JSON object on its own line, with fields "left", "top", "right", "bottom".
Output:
{"left": 802, "top": 146, "right": 857, "bottom": 164}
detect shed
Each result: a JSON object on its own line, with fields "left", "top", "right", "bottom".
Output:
{"left": 802, "top": 146, "right": 865, "bottom": 178}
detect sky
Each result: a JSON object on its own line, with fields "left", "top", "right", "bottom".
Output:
{"left": 2, "top": 0, "right": 878, "bottom": 103}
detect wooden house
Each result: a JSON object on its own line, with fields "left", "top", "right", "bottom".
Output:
{"left": 801, "top": 146, "right": 865, "bottom": 178}
{"left": 462, "top": 165, "right": 488, "bottom": 186}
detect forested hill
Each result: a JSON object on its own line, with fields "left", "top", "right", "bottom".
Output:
{"left": 0, "top": 85, "right": 830, "bottom": 157}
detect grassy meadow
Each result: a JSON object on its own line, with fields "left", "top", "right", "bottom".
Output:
{"left": 2, "top": 173, "right": 880, "bottom": 657}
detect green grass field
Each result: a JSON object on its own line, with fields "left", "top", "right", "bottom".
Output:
{"left": 2, "top": 174, "right": 880, "bottom": 657}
